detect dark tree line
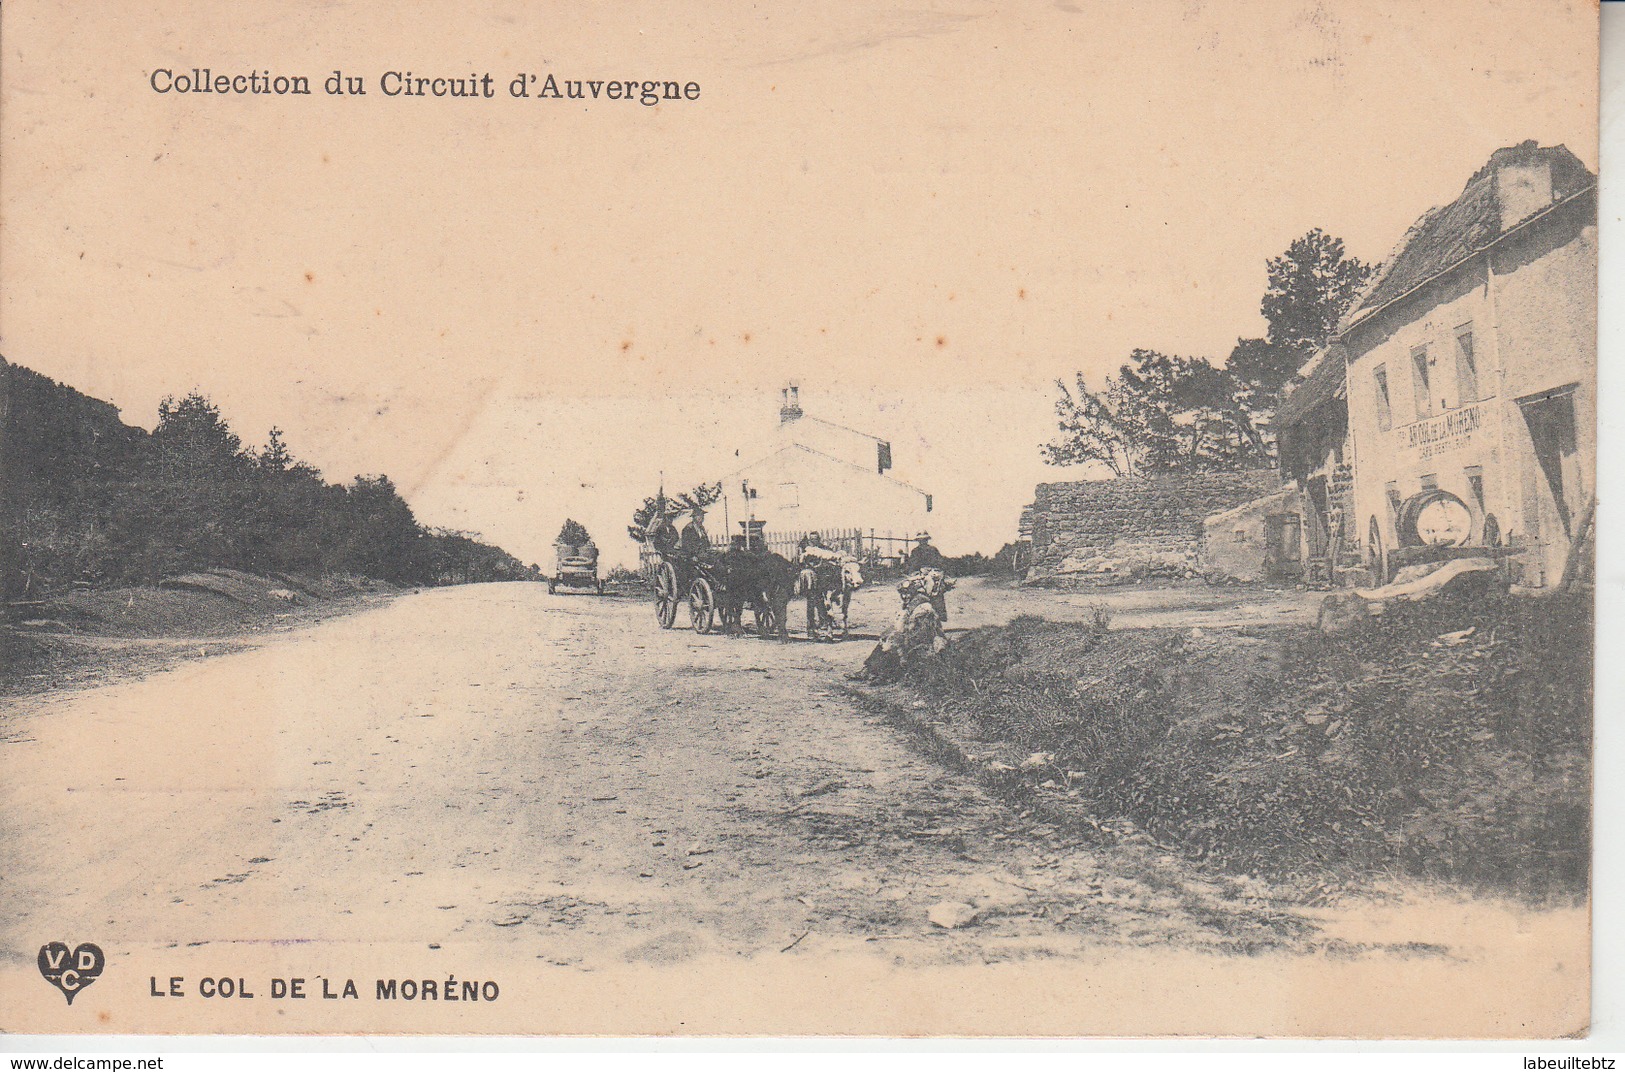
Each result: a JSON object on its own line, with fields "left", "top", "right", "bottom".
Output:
{"left": 1044, "top": 229, "right": 1373, "bottom": 475}
{"left": 2, "top": 360, "right": 535, "bottom": 599}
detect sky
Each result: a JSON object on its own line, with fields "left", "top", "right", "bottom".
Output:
{"left": 0, "top": 0, "right": 1598, "bottom": 567}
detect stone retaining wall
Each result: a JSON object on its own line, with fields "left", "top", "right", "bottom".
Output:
{"left": 1025, "top": 470, "right": 1279, "bottom": 584}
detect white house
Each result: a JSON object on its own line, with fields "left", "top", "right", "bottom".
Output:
{"left": 712, "top": 385, "right": 934, "bottom": 549}
{"left": 1340, "top": 142, "right": 1596, "bottom": 587}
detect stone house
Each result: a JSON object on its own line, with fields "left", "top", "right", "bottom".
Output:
{"left": 1200, "top": 485, "right": 1304, "bottom": 585}
{"left": 1206, "top": 141, "right": 1596, "bottom": 589}
{"left": 1341, "top": 142, "right": 1595, "bottom": 586}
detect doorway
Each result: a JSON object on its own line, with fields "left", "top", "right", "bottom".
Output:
{"left": 1265, "top": 514, "right": 1303, "bottom": 582}
{"left": 1517, "top": 386, "right": 1583, "bottom": 584}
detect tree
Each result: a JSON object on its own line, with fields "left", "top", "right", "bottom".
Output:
{"left": 246, "top": 427, "right": 332, "bottom": 574}
{"left": 125, "top": 391, "right": 255, "bottom": 577}
{"left": 259, "top": 427, "right": 293, "bottom": 472}
{"left": 1260, "top": 228, "right": 1373, "bottom": 358}
{"left": 1224, "top": 336, "right": 1298, "bottom": 416}
{"left": 6, "top": 362, "right": 535, "bottom": 592}
{"left": 1110, "top": 350, "right": 1266, "bottom": 471}
{"left": 339, "top": 475, "right": 423, "bottom": 582}
{"left": 1222, "top": 230, "right": 1373, "bottom": 435}
{"left": 628, "top": 482, "right": 721, "bottom": 543}
{"left": 556, "top": 518, "right": 592, "bottom": 546}
{"left": 151, "top": 392, "right": 245, "bottom": 474}
{"left": 1042, "top": 373, "right": 1140, "bottom": 476}
{"left": 1044, "top": 229, "right": 1372, "bottom": 477}
{"left": 1043, "top": 351, "right": 1267, "bottom": 476}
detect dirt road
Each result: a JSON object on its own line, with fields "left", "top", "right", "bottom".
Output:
{"left": 0, "top": 580, "right": 1586, "bottom": 1034}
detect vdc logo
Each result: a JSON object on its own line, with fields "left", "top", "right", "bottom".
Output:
{"left": 38, "top": 942, "right": 105, "bottom": 1005}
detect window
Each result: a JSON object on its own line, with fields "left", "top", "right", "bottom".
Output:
{"left": 1373, "top": 365, "right": 1393, "bottom": 431}
{"left": 1454, "top": 328, "right": 1480, "bottom": 404}
{"left": 925, "top": 494, "right": 934, "bottom": 513}
{"left": 1419, "top": 473, "right": 1438, "bottom": 490}
{"left": 1411, "top": 346, "right": 1434, "bottom": 417}
{"left": 778, "top": 482, "right": 799, "bottom": 508}
{"left": 1465, "top": 466, "right": 1485, "bottom": 511}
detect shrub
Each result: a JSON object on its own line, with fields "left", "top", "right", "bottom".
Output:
{"left": 603, "top": 565, "right": 647, "bottom": 589}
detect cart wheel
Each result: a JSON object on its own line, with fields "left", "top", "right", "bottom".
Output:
{"left": 654, "top": 561, "right": 679, "bottom": 629}
{"left": 689, "top": 577, "right": 717, "bottom": 634}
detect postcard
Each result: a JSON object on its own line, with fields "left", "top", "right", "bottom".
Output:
{"left": 0, "top": 0, "right": 1598, "bottom": 1037}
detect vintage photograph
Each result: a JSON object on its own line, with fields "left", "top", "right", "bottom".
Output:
{"left": 0, "top": 0, "right": 1599, "bottom": 1039}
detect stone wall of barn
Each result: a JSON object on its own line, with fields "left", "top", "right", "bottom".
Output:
{"left": 1024, "top": 470, "right": 1279, "bottom": 585}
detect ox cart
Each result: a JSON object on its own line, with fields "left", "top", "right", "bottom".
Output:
{"left": 649, "top": 542, "right": 864, "bottom": 641}
{"left": 649, "top": 544, "right": 792, "bottom": 639}
{"left": 548, "top": 540, "right": 604, "bottom": 595}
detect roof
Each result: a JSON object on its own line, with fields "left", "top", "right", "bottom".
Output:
{"left": 1278, "top": 142, "right": 1595, "bottom": 433}
{"left": 1204, "top": 485, "right": 1299, "bottom": 528}
{"left": 799, "top": 413, "right": 887, "bottom": 444}
{"left": 1274, "top": 346, "right": 1346, "bottom": 431}
{"left": 722, "top": 442, "right": 931, "bottom": 498}
{"left": 728, "top": 410, "right": 892, "bottom": 475}
{"left": 1345, "top": 142, "right": 1595, "bottom": 329}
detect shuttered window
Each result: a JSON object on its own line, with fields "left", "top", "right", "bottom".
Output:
{"left": 1373, "top": 365, "right": 1393, "bottom": 431}
{"left": 1454, "top": 328, "right": 1480, "bottom": 404}
{"left": 1411, "top": 346, "right": 1434, "bottom": 418}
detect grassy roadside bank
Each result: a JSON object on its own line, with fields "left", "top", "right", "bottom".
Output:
{"left": 855, "top": 588, "right": 1591, "bottom": 903}
{"left": 2, "top": 569, "right": 397, "bottom": 697}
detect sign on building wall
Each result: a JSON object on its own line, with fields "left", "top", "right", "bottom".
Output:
{"left": 1399, "top": 403, "right": 1484, "bottom": 461}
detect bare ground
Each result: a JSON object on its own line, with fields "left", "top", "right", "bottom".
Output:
{"left": 0, "top": 579, "right": 1589, "bottom": 1034}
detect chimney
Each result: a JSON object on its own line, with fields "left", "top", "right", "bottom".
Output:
{"left": 1496, "top": 157, "right": 1554, "bottom": 232}
{"left": 779, "top": 382, "right": 803, "bottom": 423}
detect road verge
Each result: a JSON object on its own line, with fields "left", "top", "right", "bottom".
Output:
{"left": 2, "top": 569, "right": 397, "bottom": 696}
{"left": 850, "top": 591, "right": 1592, "bottom": 903}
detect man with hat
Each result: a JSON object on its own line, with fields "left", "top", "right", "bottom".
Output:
{"left": 903, "top": 531, "right": 946, "bottom": 573}
{"left": 678, "top": 506, "right": 713, "bottom": 559}
{"left": 903, "top": 532, "right": 949, "bottom": 624}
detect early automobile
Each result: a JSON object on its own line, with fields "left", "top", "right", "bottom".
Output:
{"left": 549, "top": 539, "right": 603, "bottom": 595}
